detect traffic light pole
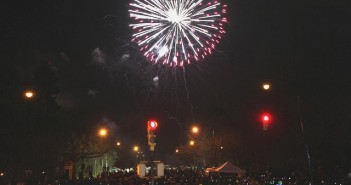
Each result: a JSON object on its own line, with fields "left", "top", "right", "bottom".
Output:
{"left": 149, "top": 150, "right": 155, "bottom": 185}
{"left": 147, "top": 120, "right": 158, "bottom": 185}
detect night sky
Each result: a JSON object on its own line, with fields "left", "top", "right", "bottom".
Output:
{"left": 1, "top": 0, "right": 351, "bottom": 168}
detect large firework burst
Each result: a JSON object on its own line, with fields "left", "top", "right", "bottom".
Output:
{"left": 129, "top": 0, "right": 227, "bottom": 66}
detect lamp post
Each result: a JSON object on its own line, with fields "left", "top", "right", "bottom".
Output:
{"left": 133, "top": 145, "right": 139, "bottom": 169}
{"left": 212, "top": 129, "right": 217, "bottom": 167}
{"left": 219, "top": 146, "right": 224, "bottom": 164}
{"left": 79, "top": 128, "right": 112, "bottom": 178}
{"left": 189, "top": 125, "right": 218, "bottom": 167}
{"left": 115, "top": 141, "right": 121, "bottom": 165}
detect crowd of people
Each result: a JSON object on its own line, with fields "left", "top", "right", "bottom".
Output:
{"left": 57, "top": 168, "right": 349, "bottom": 185}
{"left": 2, "top": 166, "right": 348, "bottom": 185}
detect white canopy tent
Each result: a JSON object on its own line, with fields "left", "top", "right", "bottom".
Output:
{"left": 214, "top": 162, "right": 246, "bottom": 177}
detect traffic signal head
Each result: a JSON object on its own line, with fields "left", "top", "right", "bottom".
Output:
{"left": 262, "top": 114, "right": 271, "bottom": 123}
{"left": 147, "top": 120, "right": 158, "bottom": 131}
{"left": 147, "top": 120, "right": 158, "bottom": 151}
{"left": 148, "top": 133, "right": 157, "bottom": 151}
{"left": 148, "top": 134, "right": 157, "bottom": 144}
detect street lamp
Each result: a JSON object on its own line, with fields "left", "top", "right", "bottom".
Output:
{"left": 175, "top": 149, "right": 179, "bottom": 153}
{"left": 98, "top": 128, "right": 108, "bottom": 137}
{"left": 189, "top": 140, "right": 195, "bottom": 146}
{"left": 116, "top": 141, "right": 121, "bottom": 146}
{"left": 191, "top": 126, "right": 199, "bottom": 134}
{"left": 133, "top": 145, "right": 139, "bottom": 152}
{"left": 262, "top": 83, "right": 271, "bottom": 91}
{"left": 132, "top": 145, "right": 141, "bottom": 170}
{"left": 24, "top": 90, "right": 35, "bottom": 99}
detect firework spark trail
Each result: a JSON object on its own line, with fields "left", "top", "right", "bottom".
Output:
{"left": 129, "top": 0, "right": 227, "bottom": 66}
{"left": 182, "top": 67, "right": 194, "bottom": 119}
{"left": 173, "top": 68, "right": 179, "bottom": 102}
{"left": 167, "top": 113, "right": 185, "bottom": 132}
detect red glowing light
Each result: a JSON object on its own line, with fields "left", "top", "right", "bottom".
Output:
{"left": 261, "top": 113, "right": 272, "bottom": 124}
{"left": 148, "top": 120, "right": 158, "bottom": 130}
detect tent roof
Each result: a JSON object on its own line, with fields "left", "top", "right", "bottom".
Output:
{"left": 215, "top": 162, "right": 246, "bottom": 174}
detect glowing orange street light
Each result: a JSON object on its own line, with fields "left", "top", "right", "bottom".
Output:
{"left": 262, "top": 83, "right": 271, "bottom": 91}
{"left": 191, "top": 126, "right": 199, "bottom": 134}
{"left": 98, "top": 128, "right": 108, "bottom": 137}
{"left": 133, "top": 145, "right": 139, "bottom": 152}
{"left": 189, "top": 140, "right": 195, "bottom": 146}
{"left": 24, "top": 90, "right": 34, "bottom": 99}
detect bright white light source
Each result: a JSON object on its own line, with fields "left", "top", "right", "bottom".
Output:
{"left": 158, "top": 46, "right": 169, "bottom": 58}
{"left": 263, "top": 83, "right": 271, "bottom": 90}
{"left": 167, "top": 10, "right": 184, "bottom": 23}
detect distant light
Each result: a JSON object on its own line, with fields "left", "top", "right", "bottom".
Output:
{"left": 42, "top": 171, "right": 45, "bottom": 174}
{"left": 220, "top": 146, "right": 224, "bottom": 150}
{"left": 261, "top": 112, "right": 273, "bottom": 130}
{"left": 147, "top": 120, "right": 158, "bottom": 130}
{"left": 133, "top": 146, "right": 139, "bottom": 152}
{"left": 150, "top": 121, "right": 157, "bottom": 128}
{"left": 192, "top": 126, "right": 199, "bottom": 134}
{"left": 116, "top": 142, "right": 121, "bottom": 146}
{"left": 99, "top": 128, "right": 108, "bottom": 137}
{"left": 261, "top": 113, "right": 272, "bottom": 124}
{"left": 24, "top": 91, "right": 34, "bottom": 98}
{"left": 175, "top": 149, "right": 179, "bottom": 153}
{"left": 0, "top": 173, "right": 4, "bottom": 176}
{"left": 263, "top": 83, "right": 271, "bottom": 90}
{"left": 189, "top": 140, "right": 195, "bottom": 146}
{"left": 153, "top": 76, "right": 159, "bottom": 82}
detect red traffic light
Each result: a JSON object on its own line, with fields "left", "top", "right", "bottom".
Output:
{"left": 147, "top": 120, "right": 158, "bottom": 130}
{"left": 260, "top": 113, "right": 272, "bottom": 130}
{"left": 261, "top": 113, "right": 272, "bottom": 124}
